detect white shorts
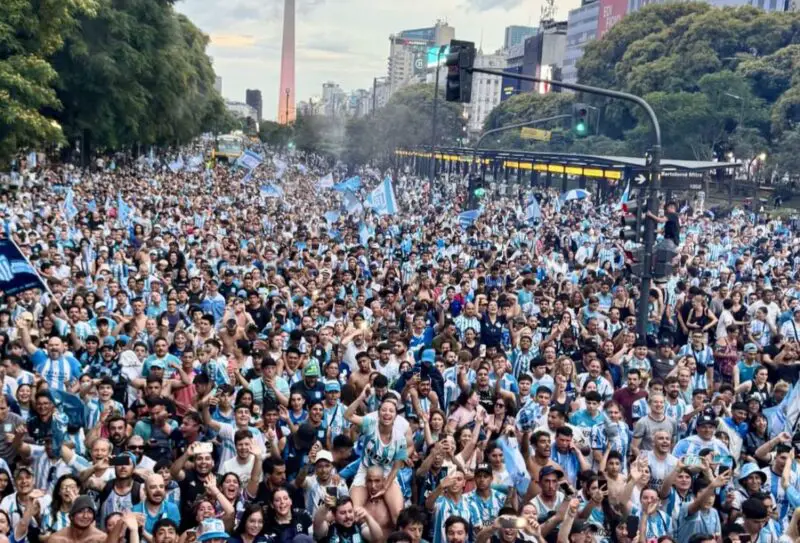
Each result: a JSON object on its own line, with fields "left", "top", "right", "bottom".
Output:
{"left": 352, "top": 463, "right": 393, "bottom": 487}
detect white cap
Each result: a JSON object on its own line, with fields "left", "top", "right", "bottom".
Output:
{"left": 315, "top": 450, "right": 334, "bottom": 464}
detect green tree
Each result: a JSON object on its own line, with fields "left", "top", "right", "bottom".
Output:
{"left": 0, "top": 0, "right": 95, "bottom": 164}
{"left": 259, "top": 121, "right": 293, "bottom": 149}
{"left": 50, "top": 0, "right": 226, "bottom": 153}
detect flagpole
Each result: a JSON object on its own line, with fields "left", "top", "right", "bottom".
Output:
{"left": 6, "top": 237, "right": 67, "bottom": 315}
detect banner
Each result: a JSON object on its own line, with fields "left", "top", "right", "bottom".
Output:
{"left": 333, "top": 176, "right": 361, "bottom": 193}
{"left": 238, "top": 150, "right": 263, "bottom": 171}
{"left": 317, "top": 173, "right": 334, "bottom": 190}
{"left": 0, "top": 239, "right": 48, "bottom": 295}
{"left": 364, "top": 177, "right": 398, "bottom": 216}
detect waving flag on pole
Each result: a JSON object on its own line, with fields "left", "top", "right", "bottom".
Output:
{"left": 553, "top": 196, "right": 562, "bottom": 214}
{"left": 0, "top": 239, "right": 48, "bottom": 295}
{"left": 525, "top": 195, "right": 541, "bottom": 222}
{"left": 64, "top": 188, "right": 78, "bottom": 221}
{"left": 616, "top": 181, "right": 630, "bottom": 211}
{"left": 323, "top": 211, "right": 340, "bottom": 224}
{"left": 333, "top": 176, "right": 361, "bottom": 192}
{"left": 117, "top": 193, "right": 132, "bottom": 226}
{"left": 365, "top": 177, "right": 398, "bottom": 216}
{"left": 272, "top": 157, "right": 288, "bottom": 179}
{"left": 359, "top": 223, "right": 371, "bottom": 246}
{"left": 458, "top": 209, "right": 482, "bottom": 229}
{"left": 238, "top": 150, "right": 263, "bottom": 171}
{"left": 317, "top": 173, "right": 334, "bottom": 190}
{"left": 168, "top": 155, "right": 184, "bottom": 173}
{"left": 342, "top": 191, "right": 363, "bottom": 215}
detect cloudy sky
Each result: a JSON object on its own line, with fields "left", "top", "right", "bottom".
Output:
{"left": 176, "top": 0, "right": 580, "bottom": 121}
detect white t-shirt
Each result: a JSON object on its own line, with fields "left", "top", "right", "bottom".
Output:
{"left": 221, "top": 455, "right": 255, "bottom": 485}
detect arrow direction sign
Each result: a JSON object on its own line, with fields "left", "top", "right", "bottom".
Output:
{"left": 635, "top": 173, "right": 647, "bottom": 185}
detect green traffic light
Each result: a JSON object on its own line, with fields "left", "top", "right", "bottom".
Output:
{"left": 474, "top": 188, "right": 486, "bottom": 198}
{"left": 575, "top": 121, "right": 587, "bottom": 135}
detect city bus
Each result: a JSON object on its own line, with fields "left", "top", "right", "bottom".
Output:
{"left": 214, "top": 133, "right": 244, "bottom": 161}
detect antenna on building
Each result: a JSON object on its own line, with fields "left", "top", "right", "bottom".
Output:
{"left": 540, "top": 0, "right": 556, "bottom": 24}
{"left": 479, "top": 28, "right": 484, "bottom": 53}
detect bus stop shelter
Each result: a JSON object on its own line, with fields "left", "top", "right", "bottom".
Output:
{"left": 395, "top": 147, "right": 741, "bottom": 201}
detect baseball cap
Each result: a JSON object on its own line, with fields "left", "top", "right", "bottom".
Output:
{"left": 474, "top": 463, "right": 492, "bottom": 476}
{"left": 315, "top": 450, "right": 334, "bottom": 464}
{"left": 325, "top": 381, "right": 341, "bottom": 393}
{"left": 197, "top": 518, "right": 229, "bottom": 542}
{"left": 697, "top": 414, "right": 717, "bottom": 427}
{"left": 744, "top": 343, "right": 759, "bottom": 353}
{"left": 539, "top": 466, "right": 564, "bottom": 480}
{"left": 303, "top": 364, "right": 320, "bottom": 378}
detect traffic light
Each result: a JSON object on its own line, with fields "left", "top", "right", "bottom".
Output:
{"left": 445, "top": 40, "right": 476, "bottom": 103}
{"left": 620, "top": 200, "right": 644, "bottom": 243}
{"left": 572, "top": 103, "right": 590, "bottom": 137}
{"left": 653, "top": 240, "right": 679, "bottom": 279}
{"left": 467, "top": 174, "right": 487, "bottom": 208}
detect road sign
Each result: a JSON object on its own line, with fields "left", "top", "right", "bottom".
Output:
{"left": 634, "top": 173, "right": 647, "bottom": 185}
{"left": 520, "top": 127, "right": 552, "bottom": 142}
{"left": 660, "top": 176, "right": 704, "bottom": 191}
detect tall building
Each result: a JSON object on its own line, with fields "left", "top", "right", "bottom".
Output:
{"left": 387, "top": 21, "right": 455, "bottom": 94}
{"left": 521, "top": 20, "right": 568, "bottom": 93}
{"left": 245, "top": 89, "right": 263, "bottom": 121}
{"left": 563, "top": 0, "right": 599, "bottom": 84}
{"left": 467, "top": 51, "right": 505, "bottom": 133}
{"left": 321, "top": 82, "right": 347, "bottom": 117}
{"left": 504, "top": 26, "right": 537, "bottom": 49}
{"left": 277, "top": 0, "right": 296, "bottom": 124}
{"left": 214, "top": 76, "right": 223, "bottom": 94}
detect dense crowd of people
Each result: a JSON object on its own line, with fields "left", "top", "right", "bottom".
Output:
{"left": 0, "top": 144, "right": 798, "bottom": 543}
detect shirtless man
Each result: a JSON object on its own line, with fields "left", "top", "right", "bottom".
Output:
{"left": 522, "top": 430, "right": 563, "bottom": 501}
{"left": 48, "top": 496, "right": 125, "bottom": 543}
{"left": 348, "top": 352, "right": 373, "bottom": 396}
{"left": 363, "top": 466, "right": 393, "bottom": 536}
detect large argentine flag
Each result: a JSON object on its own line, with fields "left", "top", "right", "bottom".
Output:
{"left": 365, "top": 177, "right": 398, "bottom": 216}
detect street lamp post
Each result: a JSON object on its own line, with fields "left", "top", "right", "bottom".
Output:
{"left": 285, "top": 88, "right": 290, "bottom": 124}
{"left": 428, "top": 45, "right": 448, "bottom": 199}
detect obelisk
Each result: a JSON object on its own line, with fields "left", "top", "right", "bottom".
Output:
{"left": 277, "top": 0, "right": 296, "bottom": 124}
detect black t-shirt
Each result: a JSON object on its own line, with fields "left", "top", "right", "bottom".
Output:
{"left": 262, "top": 509, "right": 313, "bottom": 543}
{"left": 664, "top": 212, "right": 680, "bottom": 244}
{"left": 178, "top": 471, "right": 220, "bottom": 530}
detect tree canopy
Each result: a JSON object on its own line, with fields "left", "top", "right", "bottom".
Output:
{"left": 486, "top": 3, "right": 800, "bottom": 174}
{"left": 0, "top": 0, "right": 230, "bottom": 165}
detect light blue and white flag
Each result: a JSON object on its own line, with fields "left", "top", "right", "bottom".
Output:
{"left": 525, "top": 195, "right": 541, "bottom": 222}
{"left": 333, "top": 176, "right": 361, "bottom": 193}
{"left": 343, "top": 191, "right": 363, "bottom": 215}
{"left": 318, "top": 173, "right": 334, "bottom": 190}
{"left": 764, "top": 378, "right": 800, "bottom": 438}
{"left": 458, "top": 209, "right": 481, "bottom": 229}
{"left": 64, "top": 189, "right": 78, "bottom": 221}
{"left": 297, "top": 164, "right": 308, "bottom": 174}
{"left": 359, "top": 223, "right": 371, "bottom": 246}
{"left": 364, "top": 177, "right": 398, "bottom": 216}
{"left": 186, "top": 154, "right": 204, "bottom": 172}
{"left": 260, "top": 184, "right": 284, "bottom": 199}
{"left": 27, "top": 152, "right": 37, "bottom": 169}
{"left": 117, "top": 193, "right": 132, "bottom": 226}
{"left": 273, "top": 157, "right": 288, "bottom": 179}
{"left": 238, "top": 150, "right": 263, "bottom": 171}
{"left": 168, "top": 155, "right": 184, "bottom": 173}
{"left": 323, "top": 211, "right": 340, "bottom": 224}
{"left": 553, "top": 196, "right": 562, "bottom": 213}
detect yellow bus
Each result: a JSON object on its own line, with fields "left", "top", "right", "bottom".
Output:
{"left": 214, "top": 134, "right": 244, "bottom": 161}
